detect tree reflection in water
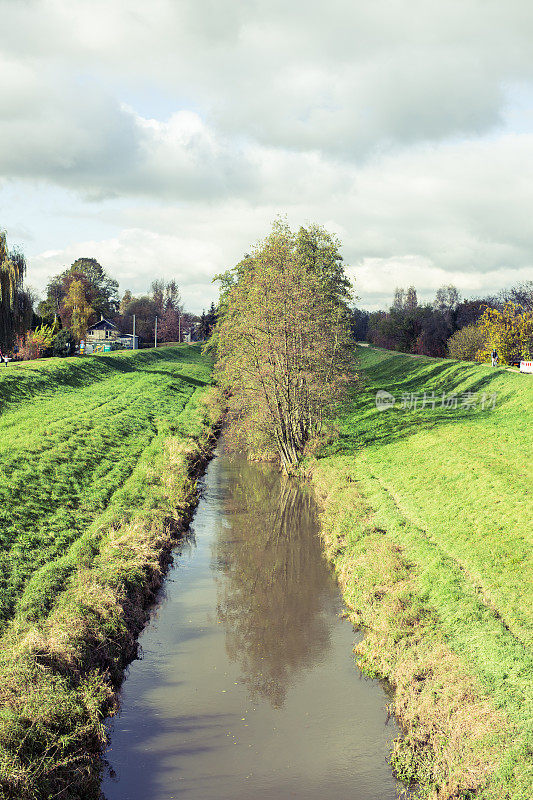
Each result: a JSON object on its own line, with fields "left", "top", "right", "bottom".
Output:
{"left": 213, "top": 457, "right": 336, "bottom": 708}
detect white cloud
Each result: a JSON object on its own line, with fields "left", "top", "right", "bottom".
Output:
{"left": 24, "top": 125, "right": 533, "bottom": 312}
{"left": 0, "top": 0, "right": 532, "bottom": 311}
{"left": 2, "top": 1, "right": 533, "bottom": 176}
{"left": 351, "top": 258, "right": 533, "bottom": 310}
{"left": 29, "top": 225, "right": 235, "bottom": 312}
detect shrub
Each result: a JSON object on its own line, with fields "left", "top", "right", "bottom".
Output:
{"left": 52, "top": 328, "right": 76, "bottom": 357}
{"left": 447, "top": 323, "right": 486, "bottom": 361}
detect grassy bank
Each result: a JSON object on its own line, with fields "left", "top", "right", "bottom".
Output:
{"left": 312, "top": 347, "right": 533, "bottom": 799}
{"left": 0, "top": 346, "right": 222, "bottom": 800}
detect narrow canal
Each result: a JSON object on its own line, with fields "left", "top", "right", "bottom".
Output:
{"left": 102, "top": 448, "right": 404, "bottom": 800}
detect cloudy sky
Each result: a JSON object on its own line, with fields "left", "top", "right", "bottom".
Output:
{"left": 1, "top": 0, "right": 533, "bottom": 312}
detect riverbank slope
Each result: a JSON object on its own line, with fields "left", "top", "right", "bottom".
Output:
{"left": 0, "top": 346, "right": 221, "bottom": 800}
{"left": 313, "top": 346, "right": 533, "bottom": 799}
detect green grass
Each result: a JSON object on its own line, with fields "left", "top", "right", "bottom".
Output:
{"left": 0, "top": 345, "right": 221, "bottom": 799}
{"left": 314, "top": 346, "right": 533, "bottom": 799}
{"left": 0, "top": 346, "right": 212, "bottom": 629}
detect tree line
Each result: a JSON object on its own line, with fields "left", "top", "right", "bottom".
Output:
{"left": 4, "top": 219, "right": 530, "bottom": 376}
{"left": 0, "top": 231, "right": 219, "bottom": 357}
{"left": 353, "top": 282, "right": 533, "bottom": 364}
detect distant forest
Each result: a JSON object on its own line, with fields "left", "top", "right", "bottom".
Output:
{"left": 352, "top": 281, "right": 533, "bottom": 364}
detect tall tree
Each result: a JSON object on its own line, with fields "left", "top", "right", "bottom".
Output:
{"left": 501, "top": 280, "right": 533, "bottom": 312}
{"left": 454, "top": 298, "right": 489, "bottom": 330}
{"left": 392, "top": 287, "right": 405, "bottom": 310}
{"left": 434, "top": 284, "right": 460, "bottom": 331}
{"left": 151, "top": 279, "right": 165, "bottom": 313}
{"left": 215, "top": 221, "right": 353, "bottom": 473}
{"left": 404, "top": 286, "right": 418, "bottom": 311}
{"left": 0, "top": 232, "right": 26, "bottom": 350}
{"left": 158, "top": 307, "right": 179, "bottom": 342}
{"left": 163, "top": 279, "right": 182, "bottom": 311}
{"left": 69, "top": 258, "right": 119, "bottom": 317}
{"left": 197, "top": 310, "right": 208, "bottom": 339}
{"left": 122, "top": 296, "right": 158, "bottom": 341}
{"left": 59, "top": 274, "right": 96, "bottom": 334}
{"left": 351, "top": 307, "right": 369, "bottom": 341}
{"left": 61, "top": 280, "right": 94, "bottom": 342}
{"left": 151, "top": 278, "right": 182, "bottom": 313}
{"left": 434, "top": 284, "right": 460, "bottom": 313}
{"left": 39, "top": 258, "right": 118, "bottom": 323}
{"left": 119, "top": 290, "right": 134, "bottom": 315}
{"left": 38, "top": 275, "right": 64, "bottom": 320}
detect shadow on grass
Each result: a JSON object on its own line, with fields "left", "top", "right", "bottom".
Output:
{"left": 136, "top": 369, "right": 209, "bottom": 388}
{"left": 0, "top": 346, "right": 206, "bottom": 414}
{"left": 322, "top": 354, "right": 507, "bottom": 456}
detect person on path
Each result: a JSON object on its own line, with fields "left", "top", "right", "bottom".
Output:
{"left": 491, "top": 349, "right": 498, "bottom": 367}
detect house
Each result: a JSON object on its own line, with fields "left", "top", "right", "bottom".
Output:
{"left": 86, "top": 317, "right": 120, "bottom": 344}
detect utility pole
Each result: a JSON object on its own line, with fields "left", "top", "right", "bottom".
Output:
{"left": 154, "top": 315, "right": 158, "bottom": 348}
{"left": 133, "top": 314, "right": 136, "bottom": 350}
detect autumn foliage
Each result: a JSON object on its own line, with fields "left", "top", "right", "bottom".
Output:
{"left": 475, "top": 302, "right": 533, "bottom": 364}
{"left": 214, "top": 221, "right": 353, "bottom": 473}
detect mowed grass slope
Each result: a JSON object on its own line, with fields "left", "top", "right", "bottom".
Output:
{"left": 0, "top": 345, "right": 220, "bottom": 800}
{"left": 0, "top": 346, "right": 212, "bottom": 629}
{"left": 314, "top": 347, "right": 533, "bottom": 798}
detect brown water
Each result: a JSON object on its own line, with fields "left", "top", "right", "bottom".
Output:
{"left": 102, "top": 450, "right": 404, "bottom": 800}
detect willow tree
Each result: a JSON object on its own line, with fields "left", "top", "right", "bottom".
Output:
{"left": 0, "top": 231, "right": 26, "bottom": 350}
{"left": 215, "top": 221, "right": 353, "bottom": 473}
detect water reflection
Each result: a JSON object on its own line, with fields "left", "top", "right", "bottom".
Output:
{"left": 101, "top": 451, "right": 404, "bottom": 800}
{"left": 214, "top": 457, "right": 337, "bottom": 708}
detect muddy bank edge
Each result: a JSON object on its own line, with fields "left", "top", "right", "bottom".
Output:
{"left": 0, "top": 388, "right": 224, "bottom": 800}
{"left": 310, "top": 459, "right": 531, "bottom": 800}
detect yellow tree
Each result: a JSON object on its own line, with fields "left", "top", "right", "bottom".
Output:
{"left": 476, "top": 302, "right": 533, "bottom": 364}
{"left": 23, "top": 324, "right": 56, "bottom": 359}
{"left": 62, "top": 279, "right": 94, "bottom": 342}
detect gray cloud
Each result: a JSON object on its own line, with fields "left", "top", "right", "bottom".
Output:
{"left": 0, "top": 54, "right": 251, "bottom": 200}
{"left": 2, "top": 0, "right": 533, "bottom": 166}
{"left": 1, "top": 0, "right": 532, "bottom": 311}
